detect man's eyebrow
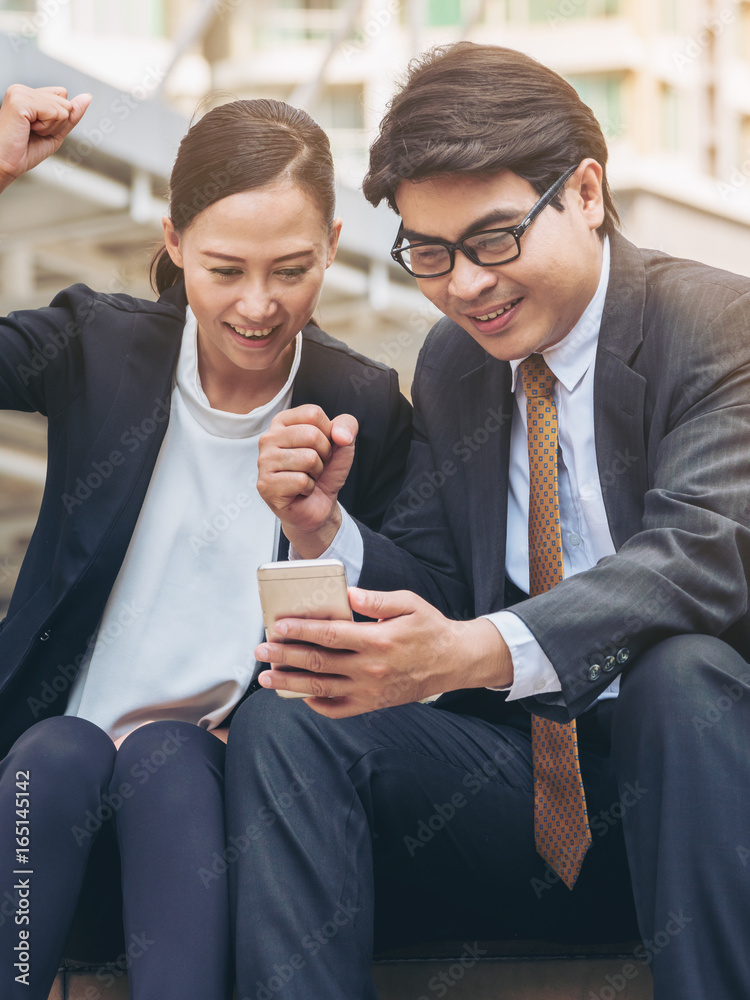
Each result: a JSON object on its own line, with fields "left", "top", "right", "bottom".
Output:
{"left": 402, "top": 207, "right": 523, "bottom": 244}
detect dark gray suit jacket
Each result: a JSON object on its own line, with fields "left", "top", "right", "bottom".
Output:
{"left": 358, "top": 231, "right": 750, "bottom": 721}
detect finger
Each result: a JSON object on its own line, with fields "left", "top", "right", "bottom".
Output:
{"left": 265, "top": 617, "right": 360, "bottom": 652}
{"left": 265, "top": 424, "right": 333, "bottom": 460}
{"left": 256, "top": 638, "right": 345, "bottom": 670}
{"left": 257, "top": 667, "right": 350, "bottom": 700}
{"left": 348, "top": 587, "right": 423, "bottom": 621}
{"left": 34, "top": 92, "right": 90, "bottom": 140}
{"left": 265, "top": 446, "right": 325, "bottom": 479}
{"left": 273, "top": 404, "right": 334, "bottom": 435}
{"left": 329, "top": 413, "right": 358, "bottom": 447}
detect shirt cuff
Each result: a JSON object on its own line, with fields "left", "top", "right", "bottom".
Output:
{"left": 289, "top": 504, "right": 363, "bottom": 587}
{"left": 482, "top": 610, "right": 562, "bottom": 701}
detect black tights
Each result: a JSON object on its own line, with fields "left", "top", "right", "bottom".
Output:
{"left": 0, "top": 716, "right": 231, "bottom": 1000}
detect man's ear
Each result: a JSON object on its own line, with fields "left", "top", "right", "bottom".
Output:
{"left": 162, "top": 217, "right": 184, "bottom": 268}
{"left": 574, "top": 159, "right": 605, "bottom": 232}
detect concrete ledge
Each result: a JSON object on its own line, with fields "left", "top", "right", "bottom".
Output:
{"left": 52, "top": 942, "right": 653, "bottom": 1000}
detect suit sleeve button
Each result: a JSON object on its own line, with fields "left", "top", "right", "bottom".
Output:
{"left": 587, "top": 664, "right": 601, "bottom": 681}
{"left": 40, "top": 630, "right": 51, "bottom": 641}
{"left": 616, "top": 647, "right": 630, "bottom": 664}
{"left": 603, "top": 655, "right": 616, "bottom": 673}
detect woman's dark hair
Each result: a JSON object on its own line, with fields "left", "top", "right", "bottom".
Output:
{"left": 151, "top": 99, "right": 336, "bottom": 293}
{"left": 363, "top": 42, "right": 619, "bottom": 238}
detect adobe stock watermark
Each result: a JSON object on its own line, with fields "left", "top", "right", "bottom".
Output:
{"left": 71, "top": 727, "right": 190, "bottom": 845}
{"left": 189, "top": 490, "right": 252, "bottom": 554}
{"left": 239, "top": 899, "right": 361, "bottom": 1000}
{"left": 531, "top": 781, "right": 648, "bottom": 898}
{"left": 340, "top": 0, "right": 400, "bottom": 63}
{"left": 404, "top": 740, "right": 525, "bottom": 857}
{"left": 415, "top": 941, "right": 488, "bottom": 999}
{"left": 61, "top": 397, "right": 170, "bottom": 513}
{"left": 717, "top": 149, "right": 750, "bottom": 201}
{"left": 53, "top": 65, "right": 166, "bottom": 179}
{"left": 25, "top": 598, "right": 144, "bottom": 720}
{"left": 588, "top": 910, "right": 693, "bottom": 1000}
{"left": 390, "top": 404, "right": 511, "bottom": 526}
{"left": 5, "top": 0, "right": 71, "bottom": 51}
{"left": 198, "top": 770, "right": 317, "bottom": 888}
{"left": 673, "top": 0, "right": 744, "bottom": 72}
{"left": 82, "top": 931, "right": 155, "bottom": 998}
{"left": 692, "top": 670, "right": 750, "bottom": 732}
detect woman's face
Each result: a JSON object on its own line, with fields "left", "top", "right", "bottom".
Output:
{"left": 163, "top": 178, "right": 341, "bottom": 392}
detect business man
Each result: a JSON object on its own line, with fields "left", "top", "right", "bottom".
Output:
{"left": 227, "top": 43, "right": 750, "bottom": 1000}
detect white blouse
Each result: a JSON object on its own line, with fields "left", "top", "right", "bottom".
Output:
{"left": 65, "top": 309, "right": 301, "bottom": 739}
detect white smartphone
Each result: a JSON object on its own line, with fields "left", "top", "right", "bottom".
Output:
{"left": 256, "top": 558, "right": 352, "bottom": 699}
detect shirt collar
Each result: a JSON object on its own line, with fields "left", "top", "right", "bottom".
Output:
{"left": 510, "top": 235, "right": 611, "bottom": 393}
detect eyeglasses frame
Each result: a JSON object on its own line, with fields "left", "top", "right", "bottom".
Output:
{"left": 390, "top": 164, "right": 580, "bottom": 278}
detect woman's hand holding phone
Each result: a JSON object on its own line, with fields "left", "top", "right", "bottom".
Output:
{"left": 0, "top": 84, "right": 91, "bottom": 192}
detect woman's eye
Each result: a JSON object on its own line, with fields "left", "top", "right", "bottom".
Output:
{"left": 211, "top": 267, "right": 242, "bottom": 277}
{"left": 277, "top": 267, "right": 308, "bottom": 279}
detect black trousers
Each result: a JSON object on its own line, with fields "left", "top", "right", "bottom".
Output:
{"left": 0, "top": 717, "right": 232, "bottom": 1000}
{"left": 225, "top": 634, "right": 750, "bottom": 1000}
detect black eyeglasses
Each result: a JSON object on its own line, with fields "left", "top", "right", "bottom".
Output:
{"left": 390, "top": 165, "right": 579, "bottom": 278}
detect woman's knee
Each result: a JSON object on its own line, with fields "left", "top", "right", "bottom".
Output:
{"left": 112, "top": 721, "right": 225, "bottom": 808}
{"left": 3, "top": 715, "right": 115, "bottom": 788}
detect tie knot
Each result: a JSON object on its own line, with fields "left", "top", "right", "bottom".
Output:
{"left": 520, "top": 353, "right": 556, "bottom": 399}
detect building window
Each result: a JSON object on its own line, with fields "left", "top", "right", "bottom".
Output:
{"left": 660, "top": 83, "right": 683, "bottom": 153}
{"left": 428, "top": 0, "right": 462, "bottom": 25}
{"left": 567, "top": 73, "right": 625, "bottom": 141}
{"left": 529, "top": 0, "right": 619, "bottom": 22}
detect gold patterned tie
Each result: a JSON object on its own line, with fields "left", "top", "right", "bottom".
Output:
{"left": 520, "top": 353, "right": 592, "bottom": 890}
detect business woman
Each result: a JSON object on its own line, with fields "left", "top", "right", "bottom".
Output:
{"left": 0, "top": 85, "right": 411, "bottom": 999}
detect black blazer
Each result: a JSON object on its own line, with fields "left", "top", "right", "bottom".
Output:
{"left": 0, "top": 282, "right": 412, "bottom": 754}
{"left": 358, "top": 232, "right": 750, "bottom": 721}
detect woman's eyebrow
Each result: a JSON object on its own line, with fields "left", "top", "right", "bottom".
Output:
{"left": 200, "top": 249, "right": 317, "bottom": 263}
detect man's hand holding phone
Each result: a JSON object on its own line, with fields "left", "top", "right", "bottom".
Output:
{"left": 257, "top": 404, "right": 358, "bottom": 558}
{"left": 255, "top": 584, "right": 514, "bottom": 717}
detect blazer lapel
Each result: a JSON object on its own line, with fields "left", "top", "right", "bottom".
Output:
{"left": 594, "top": 233, "right": 649, "bottom": 549}
{"left": 458, "top": 354, "right": 514, "bottom": 616}
{"left": 65, "top": 288, "right": 185, "bottom": 572}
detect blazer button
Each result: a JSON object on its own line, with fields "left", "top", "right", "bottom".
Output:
{"left": 616, "top": 647, "right": 631, "bottom": 664}
{"left": 587, "top": 664, "right": 601, "bottom": 681}
{"left": 39, "top": 630, "right": 51, "bottom": 642}
{"left": 602, "top": 655, "right": 616, "bottom": 673}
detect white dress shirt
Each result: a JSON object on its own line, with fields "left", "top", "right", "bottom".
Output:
{"left": 319, "top": 238, "right": 619, "bottom": 704}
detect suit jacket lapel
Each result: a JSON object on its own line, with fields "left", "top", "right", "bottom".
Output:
{"left": 66, "top": 286, "right": 185, "bottom": 571}
{"left": 594, "top": 233, "right": 649, "bottom": 549}
{"left": 458, "top": 353, "right": 513, "bottom": 616}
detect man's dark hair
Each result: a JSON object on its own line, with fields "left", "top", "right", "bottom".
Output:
{"left": 363, "top": 42, "right": 619, "bottom": 238}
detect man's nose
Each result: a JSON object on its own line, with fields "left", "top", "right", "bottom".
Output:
{"left": 446, "top": 252, "right": 498, "bottom": 300}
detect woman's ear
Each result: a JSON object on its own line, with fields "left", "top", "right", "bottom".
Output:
{"left": 162, "top": 217, "right": 184, "bottom": 268}
{"left": 326, "top": 217, "right": 343, "bottom": 268}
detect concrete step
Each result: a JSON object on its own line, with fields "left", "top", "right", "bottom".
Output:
{"left": 51, "top": 942, "right": 653, "bottom": 999}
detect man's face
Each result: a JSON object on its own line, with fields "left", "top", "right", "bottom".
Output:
{"left": 394, "top": 164, "right": 605, "bottom": 361}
